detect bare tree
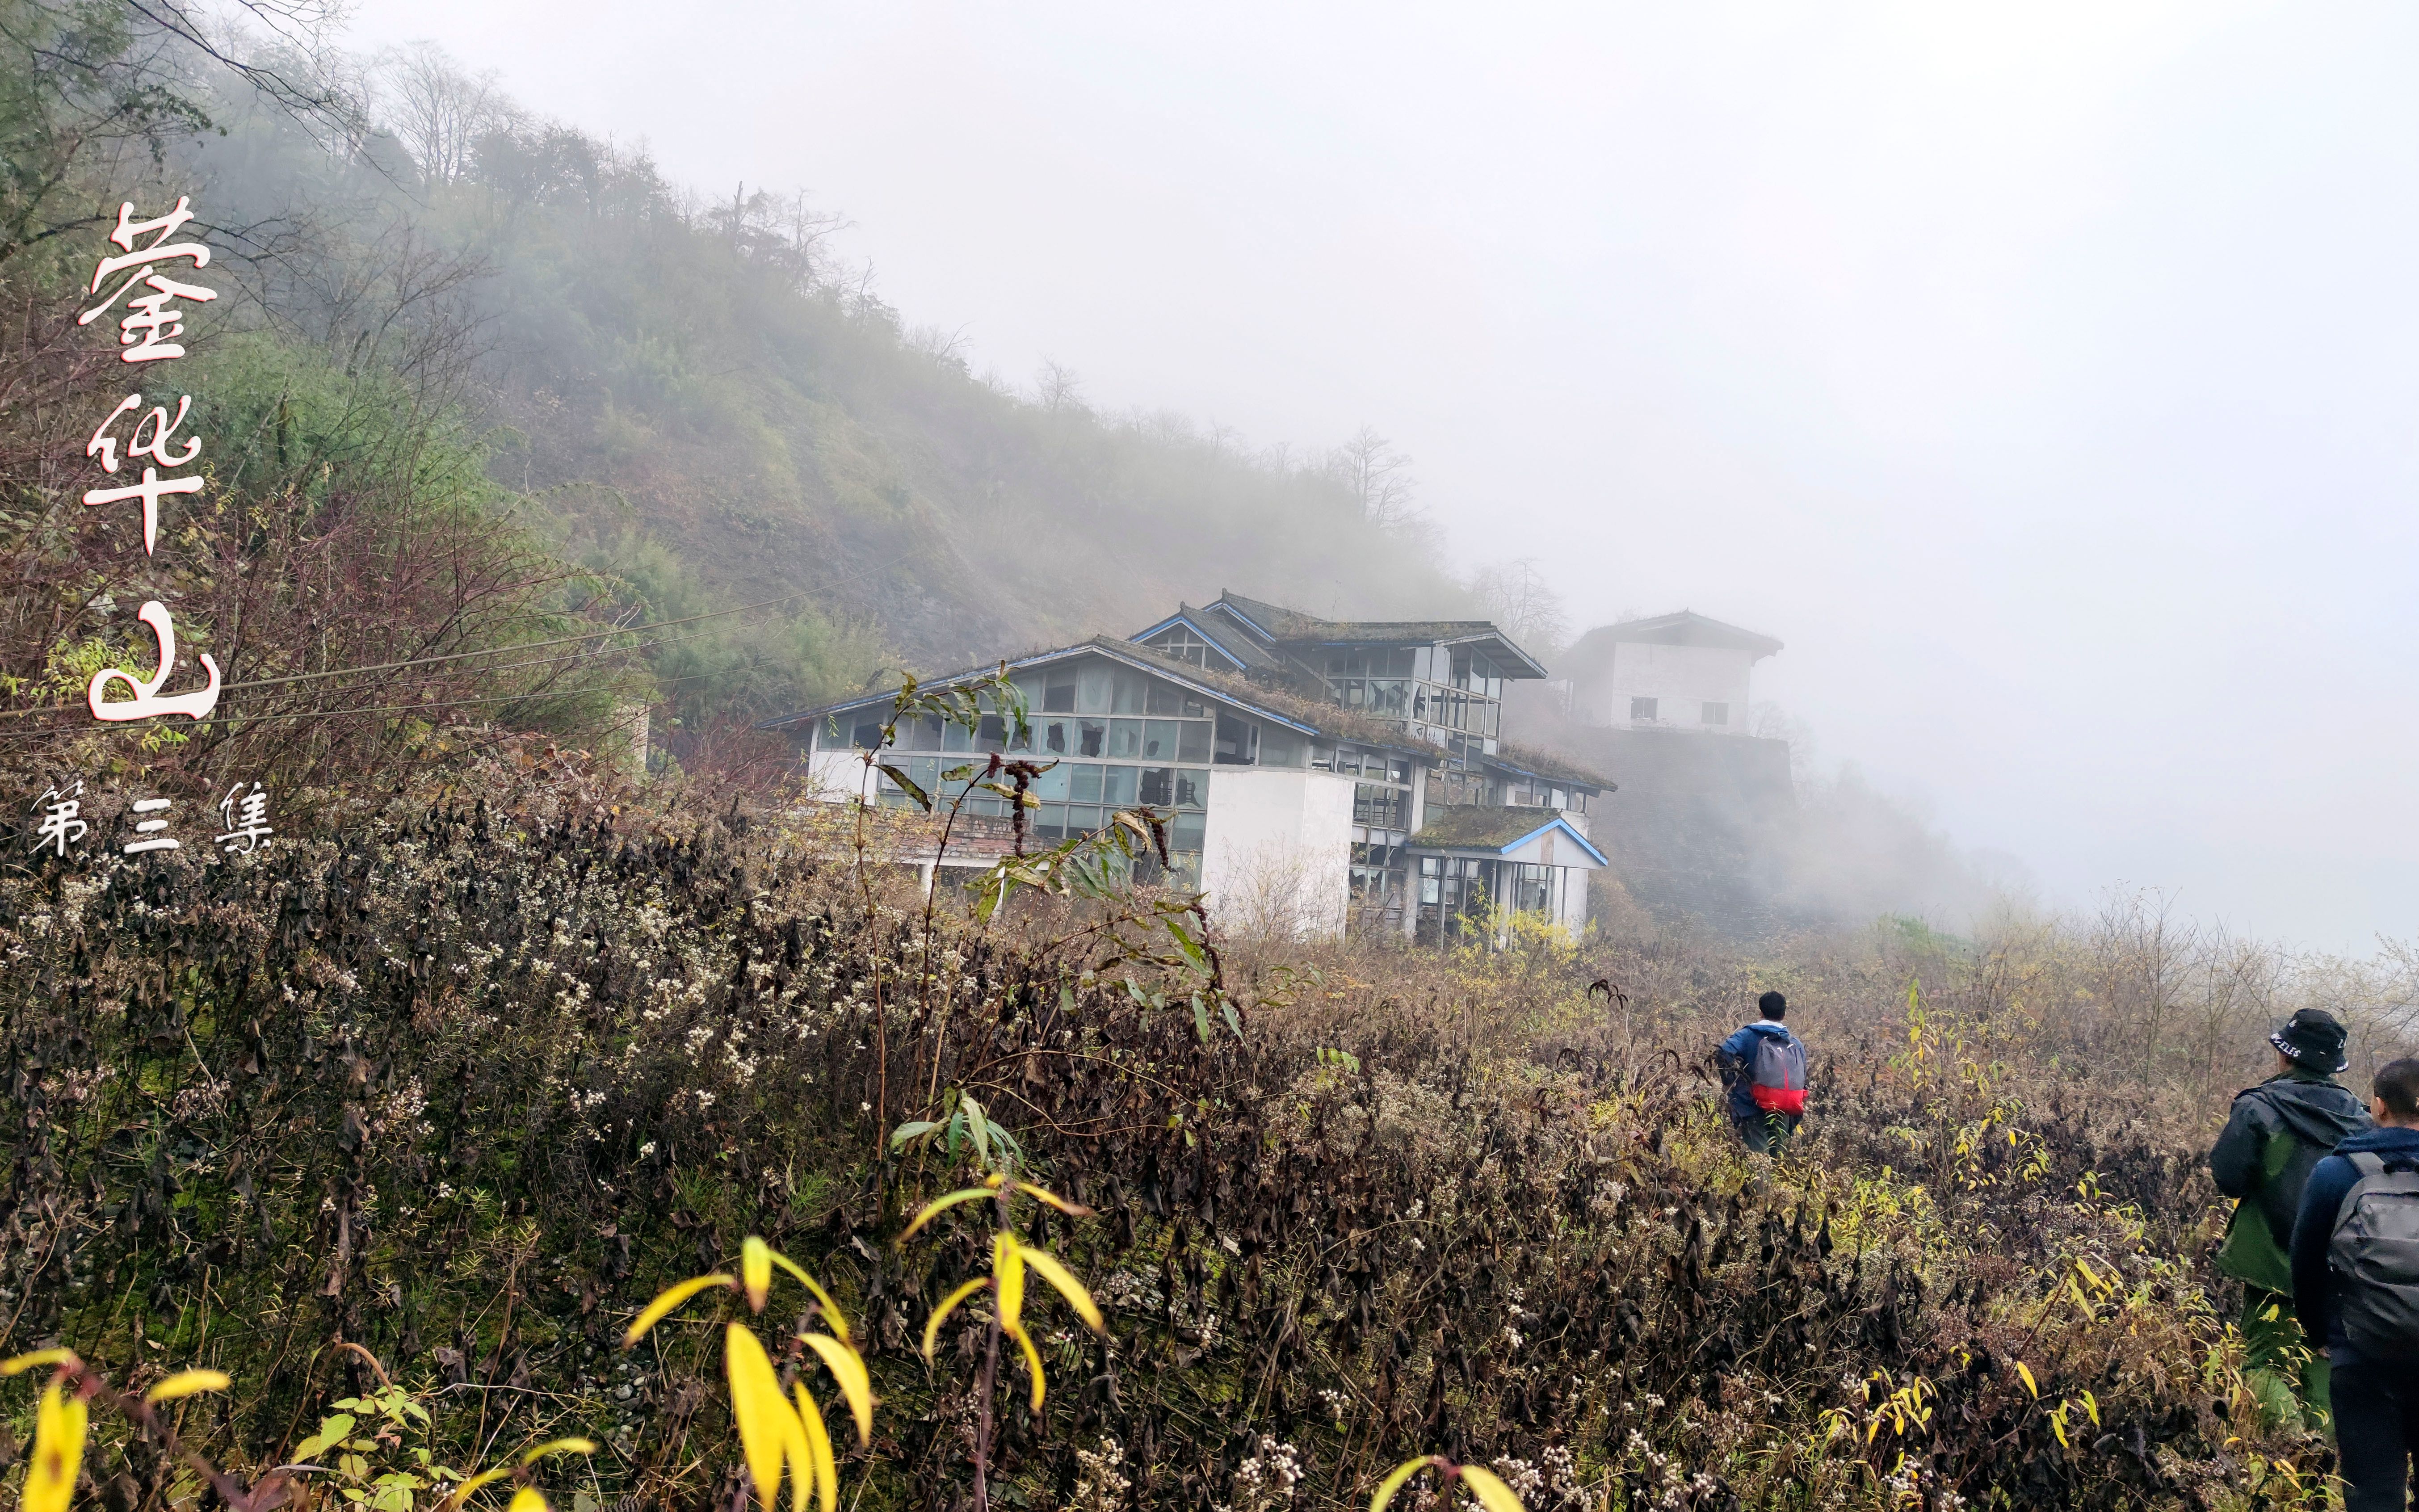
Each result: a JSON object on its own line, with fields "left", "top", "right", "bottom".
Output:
{"left": 1034, "top": 360, "right": 1085, "bottom": 416}
{"left": 1470, "top": 557, "right": 1569, "bottom": 654}
{"left": 1328, "top": 424, "right": 1418, "bottom": 528}
{"left": 373, "top": 41, "right": 517, "bottom": 185}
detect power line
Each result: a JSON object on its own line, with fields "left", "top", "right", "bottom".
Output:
{"left": 0, "top": 554, "right": 909, "bottom": 726}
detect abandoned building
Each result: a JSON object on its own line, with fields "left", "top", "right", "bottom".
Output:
{"left": 763, "top": 592, "right": 1611, "bottom": 941}
{"left": 1558, "top": 611, "right": 1784, "bottom": 732}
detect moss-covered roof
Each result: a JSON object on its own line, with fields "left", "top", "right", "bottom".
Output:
{"left": 1486, "top": 741, "right": 1616, "bottom": 792}
{"left": 1411, "top": 804, "right": 1582, "bottom": 851}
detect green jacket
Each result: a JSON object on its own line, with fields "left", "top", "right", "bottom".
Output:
{"left": 2208, "top": 1065, "right": 2371, "bottom": 1293}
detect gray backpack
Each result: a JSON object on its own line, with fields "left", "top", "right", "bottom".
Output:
{"left": 2328, "top": 1151, "right": 2419, "bottom": 1357}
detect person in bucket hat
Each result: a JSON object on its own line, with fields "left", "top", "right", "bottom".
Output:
{"left": 2210, "top": 1008, "right": 2371, "bottom": 1425}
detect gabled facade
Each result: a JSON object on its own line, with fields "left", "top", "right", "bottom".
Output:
{"left": 1559, "top": 611, "right": 1783, "bottom": 734}
{"left": 763, "top": 594, "right": 1615, "bottom": 943}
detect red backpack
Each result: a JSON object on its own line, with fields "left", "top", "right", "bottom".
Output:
{"left": 1749, "top": 1032, "right": 1809, "bottom": 1115}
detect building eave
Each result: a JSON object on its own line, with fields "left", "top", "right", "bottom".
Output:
{"left": 757, "top": 638, "right": 1328, "bottom": 737}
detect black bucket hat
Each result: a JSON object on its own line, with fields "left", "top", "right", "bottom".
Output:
{"left": 2271, "top": 1008, "right": 2350, "bottom": 1074}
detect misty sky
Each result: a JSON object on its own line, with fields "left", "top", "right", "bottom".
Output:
{"left": 337, "top": 1, "right": 2419, "bottom": 949}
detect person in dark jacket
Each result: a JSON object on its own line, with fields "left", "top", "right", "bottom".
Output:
{"left": 2208, "top": 1008, "right": 2370, "bottom": 1424}
{"left": 2291, "top": 1057, "right": 2419, "bottom": 1512}
{"left": 1717, "top": 991, "right": 1806, "bottom": 1155}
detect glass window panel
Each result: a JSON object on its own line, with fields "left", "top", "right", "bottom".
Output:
{"left": 976, "top": 714, "right": 1007, "bottom": 751}
{"left": 1214, "top": 712, "right": 1256, "bottom": 764}
{"left": 1079, "top": 719, "right": 1107, "bottom": 757}
{"left": 1174, "top": 769, "right": 1207, "bottom": 808}
{"left": 1183, "top": 692, "right": 1209, "bottom": 717}
{"left": 1178, "top": 721, "right": 1212, "bottom": 763}
{"left": 1077, "top": 665, "right": 1112, "bottom": 714}
{"left": 1112, "top": 672, "right": 1147, "bottom": 714}
{"left": 850, "top": 721, "right": 882, "bottom": 750}
{"left": 1143, "top": 719, "right": 1179, "bottom": 760}
{"left": 942, "top": 720, "right": 972, "bottom": 752}
{"left": 1146, "top": 681, "right": 1182, "bottom": 715}
{"left": 1071, "top": 764, "right": 1104, "bottom": 803}
{"left": 1107, "top": 719, "right": 1143, "bottom": 758}
{"left": 1043, "top": 673, "right": 1077, "bottom": 713}
{"left": 1139, "top": 767, "right": 1173, "bottom": 806}
{"left": 1103, "top": 766, "right": 1139, "bottom": 806}
{"left": 970, "top": 795, "right": 1009, "bottom": 819}
{"left": 1031, "top": 763, "right": 1070, "bottom": 801}
{"left": 1067, "top": 805, "right": 1102, "bottom": 834}
{"left": 1260, "top": 727, "right": 1305, "bottom": 767}
{"left": 1172, "top": 812, "right": 1205, "bottom": 853}
{"left": 1036, "top": 804, "right": 1068, "bottom": 841}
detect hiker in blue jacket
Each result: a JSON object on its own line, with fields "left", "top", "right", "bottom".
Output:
{"left": 2292, "top": 1055, "right": 2419, "bottom": 1512}
{"left": 1717, "top": 991, "right": 1807, "bottom": 1154}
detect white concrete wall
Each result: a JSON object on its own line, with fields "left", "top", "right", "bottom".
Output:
{"left": 1200, "top": 768, "right": 1356, "bottom": 938}
{"left": 805, "top": 748, "right": 881, "bottom": 803}
{"left": 1607, "top": 643, "right": 1754, "bottom": 731}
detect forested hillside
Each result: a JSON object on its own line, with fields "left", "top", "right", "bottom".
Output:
{"left": 196, "top": 44, "right": 1473, "bottom": 735}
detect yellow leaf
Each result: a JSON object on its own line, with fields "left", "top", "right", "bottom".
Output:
{"left": 1017, "top": 1247, "right": 1104, "bottom": 1333}
{"left": 143, "top": 1369, "right": 231, "bottom": 1404}
{"left": 2051, "top": 1414, "right": 2068, "bottom": 1449}
{"left": 923, "top": 1277, "right": 992, "bottom": 1363}
{"left": 794, "top": 1386, "right": 839, "bottom": 1512}
{"left": 902, "top": 1189, "right": 995, "bottom": 1241}
{"left": 995, "top": 1233, "right": 1026, "bottom": 1337}
{"left": 743, "top": 1237, "right": 774, "bottom": 1314}
{"left": 2081, "top": 1390, "right": 2100, "bottom": 1428}
{"left": 25, "top": 1383, "right": 88, "bottom": 1512}
{"left": 518, "top": 1439, "right": 596, "bottom": 1466}
{"left": 624, "top": 1274, "right": 735, "bottom": 1345}
{"left": 799, "top": 1334, "right": 874, "bottom": 1447}
{"left": 1009, "top": 1181, "right": 1093, "bottom": 1218}
{"left": 725, "top": 1325, "right": 795, "bottom": 1512}
{"left": 443, "top": 1466, "right": 514, "bottom": 1511}
{"left": 507, "top": 1491, "right": 548, "bottom": 1512}
{"left": 1, "top": 1350, "right": 77, "bottom": 1377}
{"left": 1009, "top": 1323, "right": 1046, "bottom": 1412}
{"left": 1370, "top": 1457, "right": 1438, "bottom": 1512}
{"left": 1457, "top": 1465, "right": 1529, "bottom": 1512}
{"left": 2015, "top": 1361, "right": 2038, "bottom": 1399}
{"left": 769, "top": 1252, "right": 852, "bottom": 1346}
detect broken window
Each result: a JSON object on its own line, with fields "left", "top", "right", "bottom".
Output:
{"left": 1629, "top": 697, "right": 1658, "bottom": 723}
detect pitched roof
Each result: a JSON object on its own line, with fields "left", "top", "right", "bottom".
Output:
{"left": 1411, "top": 805, "right": 1610, "bottom": 866}
{"left": 756, "top": 637, "right": 1326, "bottom": 736}
{"left": 1566, "top": 611, "right": 1783, "bottom": 661}
{"left": 1484, "top": 741, "right": 1616, "bottom": 793}
{"left": 1205, "top": 592, "right": 1552, "bottom": 679}
{"left": 1128, "top": 606, "right": 1274, "bottom": 673}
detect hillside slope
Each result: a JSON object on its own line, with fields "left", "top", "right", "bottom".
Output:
{"left": 193, "top": 81, "right": 1473, "bottom": 715}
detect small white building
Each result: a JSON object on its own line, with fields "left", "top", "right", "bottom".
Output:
{"left": 1560, "top": 611, "right": 1783, "bottom": 734}
{"left": 764, "top": 594, "right": 1614, "bottom": 943}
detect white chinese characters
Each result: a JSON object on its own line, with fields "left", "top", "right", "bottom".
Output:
{"left": 78, "top": 198, "right": 217, "bottom": 364}
{"left": 29, "top": 782, "right": 89, "bottom": 858}
{"left": 215, "top": 781, "right": 274, "bottom": 854}
{"left": 124, "top": 796, "right": 178, "bottom": 855}
{"left": 84, "top": 392, "right": 203, "bottom": 556}
{"left": 81, "top": 197, "right": 219, "bottom": 723}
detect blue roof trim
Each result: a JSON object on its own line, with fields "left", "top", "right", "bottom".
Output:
{"left": 758, "top": 638, "right": 1323, "bottom": 737}
{"left": 1210, "top": 597, "right": 1275, "bottom": 640}
{"left": 1417, "top": 814, "right": 1610, "bottom": 868}
{"left": 1130, "top": 611, "right": 1248, "bottom": 670}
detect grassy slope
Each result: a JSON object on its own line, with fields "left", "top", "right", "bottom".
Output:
{"left": 0, "top": 763, "right": 2313, "bottom": 1512}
